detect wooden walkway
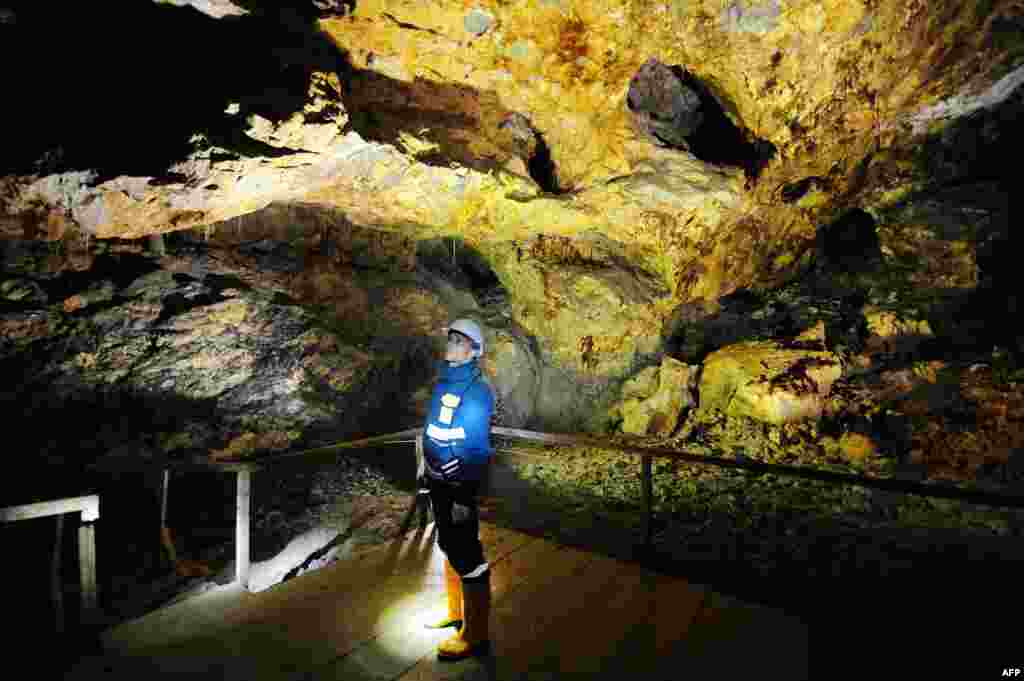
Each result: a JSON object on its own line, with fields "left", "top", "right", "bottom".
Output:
{"left": 67, "top": 522, "right": 809, "bottom": 680}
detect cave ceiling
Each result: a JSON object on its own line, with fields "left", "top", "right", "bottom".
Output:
{"left": 1, "top": 0, "right": 1020, "bottom": 378}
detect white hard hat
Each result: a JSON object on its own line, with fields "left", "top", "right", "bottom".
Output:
{"left": 445, "top": 318, "right": 485, "bottom": 357}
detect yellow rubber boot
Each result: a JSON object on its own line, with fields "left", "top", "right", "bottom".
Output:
{"left": 438, "top": 573, "right": 491, "bottom": 660}
{"left": 424, "top": 559, "right": 463, "bottom": 629}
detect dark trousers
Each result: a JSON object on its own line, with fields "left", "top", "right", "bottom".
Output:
{"left": 427, "top": 475, "right": 488, "bottom": 583}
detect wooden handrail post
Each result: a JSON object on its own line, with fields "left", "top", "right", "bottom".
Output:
{"left": 78, "top": 518, "right": 98, "bottom": 626}
{"left": 415, "top": 432, "right": 431, "bottom": 527}
{"left": 0, "top": 495, "right": 99, "bottom": 523}
{"left": 236, "top": 468, "right": 252, "bottom": 591}
{"left": 1, "top": 495, "right": 100, "bottom": 628}
{"left": 642, "top": 455, "right": 653, "bottom": 548}
{"left": 159, "top": 468, "right": 178, "bottom": 567}
{"left": 161, "top": 468, "right": 170, "bottom": 529}
{"left": 52, "top": 515, "right": 64, "bottom": 634}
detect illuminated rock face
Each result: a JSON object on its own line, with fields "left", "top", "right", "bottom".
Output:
{"left": 609, "top": 356, "right": 698, "bottom": 435}
{"left": 697, "top": 341, "right": 841, "bottom": 425}
{"left": 1, "top": 6, "right": 1022, "bottom": 614}
{"left": 0, "top": 243, "right": 409, "bottom": 463}
{"left": 3, "top": 4, "right": 1016, "bottom": 236}
{"left": 0, "top": 0, "right": 1019, "bottom": 430}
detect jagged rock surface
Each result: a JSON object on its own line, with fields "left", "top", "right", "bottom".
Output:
{"left": 0, "top": 0, "right": 1022, "bottom": 638}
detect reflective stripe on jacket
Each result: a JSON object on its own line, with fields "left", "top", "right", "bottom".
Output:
{"left": 422, "top": 359, "right": 494, "bottom": 483}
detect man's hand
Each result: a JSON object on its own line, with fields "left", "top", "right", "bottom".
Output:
{"left": 451, "top": 502, "right": 471, "bottom": 525}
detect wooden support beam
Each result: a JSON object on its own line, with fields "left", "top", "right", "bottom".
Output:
{"left": 414, "top": 432, "right": 431, "bottom": 528}
{"left": 159, "top": 468, "right": 178, "bottom": 567}
{"left": 161, "top": 468, "right": 170, "bottom": 528}
{"left": 1, "top": 496, "right": 99, "bottom": 628}
{"left": 0, "top": 495, "right": 99, "bottom": 523}
{"left": 236, "top": 468, "right": 251, "bottom": 591}
{"left": 258, "top": 428, "right": 422, "bottom": 465}
{"left": 52, "top": 515, "right": 64, "bottom": 634}
{"left": 78, "top": 521, "right": 97, "bottom": 624}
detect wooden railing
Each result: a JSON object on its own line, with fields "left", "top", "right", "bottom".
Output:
{"left": 0, "top": 495, "right": 100, "bottom": 630}
{"left": 80, "top": 423, "right": 1024, "bottom": 614}
{"left": 88, "top": 457, "right": 261, "bottom": 591}
{"left": 201, "top": 425, "right": 1024, "bottom": 555}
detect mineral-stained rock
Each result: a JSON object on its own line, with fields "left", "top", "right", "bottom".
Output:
{"left": 0, "top": 0, "right": 1020, "bottom": 504}
{"left": 0, "top": 277, "right": 47, "bottom": 304}
{"left": 464, "top": 7, "right": 495, "bottom": 37}
{"left": 155, "top": 1, "right": 249, "bottom": 19}
{"left": 0, "top": 0, "right": 1019, "bottom": 619}
{"left": 626, "top": 58, "right": 704, "bottom": 149}
{"left": 241, "top": 72, "right": 349, "bottom": 153}
{"left": 698, "top": 341, "right": 841, "bottom": 425}
{"left": 838, "top": 432, "right": 879, "bottom": 463}
{"left": 613, "top": 356, "right": 698, "bottom": 436}
{"left": 862, "top": 306, "right": 934, "bottom": 356}
{"left": 486, "top": 329, "right": 540, "bottom": 428}
{"left": 719, "top": 0, "right": 781, "bottom": 35}
{"left": 621, "top": 365, "right": 660, "bottom": 401}
{"left": 3, "top": 0, "right": 1018, "bottom": 302}
{"left": 496, "top": 112, "right": 541, "bottom": 163}
{"left": 0, "top": 310, "right": 56, "bottom": 348}
{"left": 1, "top": 252, "right": 413, "bottom": 466}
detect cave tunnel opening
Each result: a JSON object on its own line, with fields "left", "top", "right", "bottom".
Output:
{"left": 415, "top": 238, "right": 506, "bottom": 307}
{"left": 680, "top": 74, "right": 777, "bottom": 181}
{"left": 626, "top": 58, "right": 776, "bottom": 182}
{"left": 526, "top": 134, "right": 561, "bottom": 195}
{"left": 495, "top": 112, "right": 562, "bottom": 195}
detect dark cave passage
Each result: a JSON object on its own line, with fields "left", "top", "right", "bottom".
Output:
{"left": 0, "top": 2, "right": 349, "bottom": 179}
{"left": 416, "top": 238, "right": 506, "bottom": 308}
{"left": 626, "top": 57, "right": 777, "bottom": 182}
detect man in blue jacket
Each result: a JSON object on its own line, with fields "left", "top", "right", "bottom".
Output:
{"left": 421, "top": 318, "right": 495, "bottom": 660}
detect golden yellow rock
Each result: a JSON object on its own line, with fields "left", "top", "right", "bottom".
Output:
{"left": 0, "top": 0, "right": 1015, "bottom": 437}
{"left": 617, "top": 357, "right": 698, "bottom": 435}
{"left": 699, "top": 341, "right": 841, "bottom": 425}
{"left": 838, "top": 432, "right": 878, "bottom": 462}
{"left": 796, "top": 320, "right": 826, "bottom": 343}
{"left": 621, "top": 366, "right": 660, "bottom": 400}
{"left": 63, "top": 295, "right": 85, "bottom": 313}
{"left": 863, "top": 306, "right": 934, "bottom": 354}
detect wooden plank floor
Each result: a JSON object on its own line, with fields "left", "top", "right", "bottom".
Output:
{"left": 69, "top": 522, "right": 809, "bottom": 681}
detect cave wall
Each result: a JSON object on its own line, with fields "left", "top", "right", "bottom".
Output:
{"left": 0, "top": 0, "right": 1021, "bottom": 434}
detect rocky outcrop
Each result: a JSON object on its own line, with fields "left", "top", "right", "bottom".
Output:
{"left": 0, "top": 243, "right": 413, "bottom": 467}
{"left": 627, "top": 57, "right": 705, "bottom": 150}
{"left": 609, "top": 356, "right": 698, "bottom": 436}
{"left": 697, "top": 340, "right": 842, "bottom": 425}
{"left": 486, "top": 327, "right": 541, "bottom": 428}
{"left": 5, "top": 74, "right": 353, "bottom": 241}
{"left": 3, "top": 0, "right": 1023, "bottom": 630}
{"left": 0, "top": 0, "right": 1019, "bottom": 482}
{"left": 155, "top": 0, "right": 250, "bottom": 19}
{"left": 3, "top": 1, "right": 1017, "bottom": 418}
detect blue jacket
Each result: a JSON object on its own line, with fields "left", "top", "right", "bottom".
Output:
{"left": 423, "top": 359, "right": 494, "bottom": 484}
